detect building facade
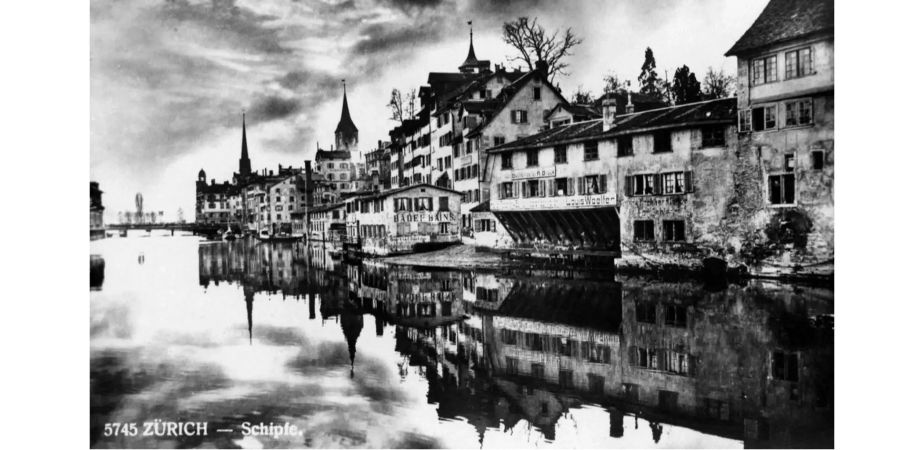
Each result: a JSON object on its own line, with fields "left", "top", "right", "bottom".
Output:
{"left": 90, "top": 181, "right": 105, "bottom": 239}
{"left": 723, "top": 0, "right": 834, "bottom": 276}
{"left": 345, "top": 184, "right": 463, "bottom": 255}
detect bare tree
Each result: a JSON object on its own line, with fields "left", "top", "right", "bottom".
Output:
{"left": 386, "top": 88, "right": 417, "bottom": 122}
{"left": 702, "top": 66, "right": 736, "bottom": 99}
{"left": 502, "top": 17, "right": 583, "bottom": 82}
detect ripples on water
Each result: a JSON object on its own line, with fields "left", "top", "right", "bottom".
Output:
{"left": 90, "top": 235, "right": 833, "bottom": 449}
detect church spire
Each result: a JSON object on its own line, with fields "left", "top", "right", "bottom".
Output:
{"left": 239, "top": 112, "right": 252, "bottom": 177}
{"left": 459, "top": 21, "right": 489, "bottom": 73}
{"left": 334, "top": 80, "right": 359, "bottom": 152}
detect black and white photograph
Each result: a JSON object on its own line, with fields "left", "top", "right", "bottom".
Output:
{"left": 81, "top": 0, "right": 839, "bottom": 448}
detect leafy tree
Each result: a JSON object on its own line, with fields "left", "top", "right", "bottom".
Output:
{"left": 571, "top": 85, "right": 595, "bottom": 104}
{"left": 701, "top": 66, "right": 736, "bottom": 99}
{"left": 502, "top": 17, "right": 583, "bottom": 82}
{"left": 671, "top": 65, "right": 702, "bottom": 105}
{"left": 386, "top": 88, "right": 416, "bottom": 122}
{"left": 637, "top": 47, "right": 664, "bottom": 101}
{"left": 602, "top": 73, "right": 624, "bottom": 94}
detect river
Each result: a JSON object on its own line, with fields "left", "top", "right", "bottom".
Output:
{"left": 90, "top": 235, "right": 833, "bottom": 448}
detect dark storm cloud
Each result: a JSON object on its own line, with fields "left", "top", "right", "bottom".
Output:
{"left": 159, "top": 0, "right": 289, "bottom": 54}
{"left": 379, "top": 0, "right": 444, "bottom": 12}
{"left": 351, "top": 18, "right": 453, "bottom": 56}
{"left": 248, "top": 96, "right": 301, "bottom": 121}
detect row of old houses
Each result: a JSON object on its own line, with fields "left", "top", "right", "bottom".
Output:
{"left": 358, "top": 0, "right": 833, "bottom": 276}
{"left": 196, "top": 0, "right": 833, "bottom": 277}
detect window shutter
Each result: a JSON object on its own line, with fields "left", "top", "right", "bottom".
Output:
{"left": 684, "top": 171, "right": 694, "bottom": 193}
{"left": 567, "top": 178, "right": 574, "bottom": 196}
{"left": 521, "top": 181, "right": 528, "bottom": 198}
{"left": 513, "top": 181, "right": 520, "bottom": 198}
{"left": 539, "top": 180, "right": 546, "bottom": 197}
{"left": 576, "top": 177, "right": 583, "bottom": 195}
{"left": 600, "top": 174, "right": 608, "bottom": 194}
{"left": 628, "top": 346, "right": 638, "bottom": 365}
{"left": 653, "top": 173, "right": 662, "bottom": 195}
{"left": 393, "top": 198, "right": 398, "bottom": 210}
{"left": 510, "top": 110, "right": 516, "bottom": 123}
{"left": 522, "top": 110, "right": 528, "bottom": 123}
{"left": 624, "top": 175, "right": 633, "bottom": 197}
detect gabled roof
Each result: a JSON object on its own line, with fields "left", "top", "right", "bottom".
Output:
{"left": 315, "top": 149, "right": 352, "bottom": 161}
{"left": 488, "top": 97, "right": 737, "bottom": 153}
{"left": 725, "top": 0, "right": 834, "bottom": 56}
{"left": 465, "top": 69, "right": 569, "bottom": 138}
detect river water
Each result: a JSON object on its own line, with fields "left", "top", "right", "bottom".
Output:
{"left": 90, "top": 235, "right": 833, "bottom": 448}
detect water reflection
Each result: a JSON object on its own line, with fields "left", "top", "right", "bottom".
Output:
{"left": 91, "top": 237, "right": 833, "bottom": 449}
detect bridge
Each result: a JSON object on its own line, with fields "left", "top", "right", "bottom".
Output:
{"left": 106, "top": 222, "right": 243, "bottom": 238}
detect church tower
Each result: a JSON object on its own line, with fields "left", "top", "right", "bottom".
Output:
{"left": 459, "top": 22, "right": 491, "bottom": 74}
{"left": 239, "top": 112, "right": 252, "bottom": 177}
{"left": 334, "top": 80, "right": 359, "bottom": 156}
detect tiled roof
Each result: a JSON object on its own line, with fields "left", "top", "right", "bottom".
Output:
{"left": 470, "top": 200, "right": 491, "bottom": 213}
{"left": 465, "top": 69, "right": 568, "bottom": 138}
{"left": 725, "top": 0, "right": 834, "bottom": 56}
{"left": 488, "top": 97, "right": 737, "bottom": 153}
{"left": 315, "top": 150, "right": 352, "bottom": 160}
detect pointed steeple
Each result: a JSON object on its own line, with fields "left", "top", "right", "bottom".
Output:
{"left": 459, "top": 21, "right": 489, "bottom": 73}
{"left": 239, "top": 112, "right": 252, "bottom": 177}
{"left": 334, "top": 80, "right": 358, "bottom": 135}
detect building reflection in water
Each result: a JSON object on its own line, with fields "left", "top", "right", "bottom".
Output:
{"left": 90, "top": 255, "right": 105, "bottom": 291}
{"left": 197, "top": 241, "right": 833, "bottom": 448}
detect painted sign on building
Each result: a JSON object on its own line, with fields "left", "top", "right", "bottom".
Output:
{"left": 393, "top": 211, "right": 457, "bottom": 223}
{"left": 511, "top": 167, "right": 556, "bottom": 180}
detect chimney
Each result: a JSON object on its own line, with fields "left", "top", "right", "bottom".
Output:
{"left": 601, "top": 95, "right": 618, "bottom": 132}
{"left": 626, "top": 91, "right": 634, "bottom": 114}
{"left": 534, "top": 60, "right": 549, "bottom": 79}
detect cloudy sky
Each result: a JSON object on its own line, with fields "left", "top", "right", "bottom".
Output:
{"left": 91, "top": 0, "right": 767, "bottom": 221}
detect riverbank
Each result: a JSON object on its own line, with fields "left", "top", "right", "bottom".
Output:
{"left": 377, "top": 244, "right": 833, "bottom": 285}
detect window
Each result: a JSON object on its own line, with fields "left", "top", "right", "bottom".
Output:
{"left": 634, "top": 220, "right": 654, "bottom": 242}
{"left": 751, "top": 106, "right": 777, "bottom": 131}
{"left": 559, "top": 369, "right": 573, "bottom": 388}
{"left": 812, "top": 151, "right": 825, "bottom": 170}
{"left": 588, "top": 374, "right": 605, "bottom": 394}
{"left": 501, "top": 182, "right": 514, "bottom": 199}
{"left": 772, "top": 350, "right": 799, "bottom": 382}
{"left": 438, "top": 196, "right": 449, "bottom": 211}
{"left": 505, "top": 357, "right": 518, "bottom": 375}
{"left": 664, "top": 304, "right": 687, "bottom": 327}
{"left": 554, "top": 145, "right": 567, "bottom": 163}
{"left": 769, "top": 174, "right": 795, "bottom": 205}
{"left": 785, "top": 99, "right": 813, "bottom": 126}
{"left": 653, "top": 131, "right": 672, "bottom": 153}
{"left": 510, "top": 110, "right": 528, "bottom": 124}
{"left": 501, "top": 153, "right": 512, "bottom": 170}
{"left": 629, "top": 174, "right": 656, "bottom": 196}
{"left": 584, "top": 140, "right": 599, "bottom": 160}
{"left": 752, "top": 55, "right": 777, "bottom": 85}
{"left": 493, "top": 136, "right": 506, "bottom": 146}
{"left": 784, "top": 154, "right": 795, "bottom": 172}
{"left": 526, "top": 149, "right": 539, "bottom": 166}
{"left": 479, "top": 88, "right": 486, "bottom": 99}
{"left": 583, "top": 343, "right": 612, "bottom": 364}
{"left": 739, "top": 110, "right": 751, "bottom": 133}
{"left": 584, "top": 175, "right": 606, "bottom": 194}
{"left": 414, "top": 197, "right": 433, "bottom": 211}
{"left": 551, "top": 178, "right": 571, "bottom": 196}
{"left": 636, "top": 301, "right": 656, "bottom": 323}
{"left": 785, "top": 47, "right": 813, "bottom": 79}
{"left": 439, "top": 222, "right": 450, "bottom": 234}
{"left": 662, "top": 172, "right": 685, "bottom": 194}
{"left": 701, "top": 126, "right": 725, "bottom": 147}
{"left": 523, "top": 180, "right": 540, "bottom": 198}
{"left": 662, "top": 220, "right": 686, "bottom": 242}
{"left": 531, "top": 363, "right": 545, "bottom": 379}
{"left": 617, "top": 136, "right": 633, "bottom": 156}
